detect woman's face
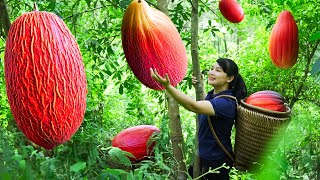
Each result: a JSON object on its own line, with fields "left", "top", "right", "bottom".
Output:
{"left": 208, "top": 62, "right": 232, "bottom": 87}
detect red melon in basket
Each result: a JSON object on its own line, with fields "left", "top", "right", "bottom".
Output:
{"left": 112, "top": 125, "right": 160, "bottom": 161}
{"left": 245, "top": 90, "right": 286, "bottom": 112}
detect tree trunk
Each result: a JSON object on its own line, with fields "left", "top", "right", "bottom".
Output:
{"left": 236, "top": 28, "right": 240, "bottom": 52}
{"left": 0, "top": 0, "right": 11, "bottom": 37}
{"left": 217, "top": 38, "right": 221, "bottom": 53}
{"left": 157, "top": 1, "right": 187, "bottom": 179}
{"left": 166, "top": 93, "right": 187, "bottom": 180}
{"left": 191, "top": 0, "right": 204, "bottom": 178}
{"left": 223, "top": 33, "right": 228, "bottom": 53}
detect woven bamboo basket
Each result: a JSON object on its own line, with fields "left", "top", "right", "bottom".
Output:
{"left": 234, "top": 99, "right": 291, "bottom": 171}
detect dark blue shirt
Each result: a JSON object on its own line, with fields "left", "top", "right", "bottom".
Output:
{"left": 198, "top": 89, "right": 236, "bottom": 160}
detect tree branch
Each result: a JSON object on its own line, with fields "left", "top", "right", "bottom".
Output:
{"left": 198, "top": 0, "right": 218, "bottom": 16}
{"left": 63, "top": 5, "right": 112, "bottom": 20}
{"left": 63, "top": 0, "right": 162, "bottom": 21}
{"left": 198, "top": 0, "right": 234, "bottom": 30}
{"left": 290, "top": 40, "right": 320, "bottom": 108}
{"left": 307, "top": 99, "right": 320, "bottom": 107}
{"left": 0, "top": 19, "right": 3, "bottom": 38}
{"left": 146, "top": 0, "right": 157, "bottom": 9}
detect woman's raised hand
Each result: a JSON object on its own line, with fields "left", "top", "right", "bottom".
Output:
{"left": 192, "top": 74, "right": 204, "bottom": 86}
{"left": 192, "top": 75, "right": 198, "bottom": 85}
{"left": 150, "top": 68, "right": 170, "bottom": 88}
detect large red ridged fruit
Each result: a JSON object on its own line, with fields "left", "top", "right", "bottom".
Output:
{"left": 245, "top": 91, "right": 286, "bottom": 112}
{"left": 219, "top": 0, "right": 244, "bottom": 23}
{"left": 4, "top": 9, "right": 87, "bottom": 149}
{"left": 121, "top": 0, "right": 188, "bottom": 90}
{"left": 112, "top": 125, "right": 160, "bottom": 161}
{"left": 269, "top": 10, "right": 299, "bottom": 69}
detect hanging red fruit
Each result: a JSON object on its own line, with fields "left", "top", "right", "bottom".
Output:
{"left": 112, "top": 125, "right": 160, "bottom": 162}
{"left": 269, "top": 10, "right": 299, "bottom": 69}
{"left": 245, "top": 91, "right": 286, "bottom": 112}
{"left": 121, "top": 0, "right": 188, "bottom": 90}
{"left": 4, "top": 6, "right": 87, "bottom": 149}
{"left": 219, "top": 0, "right": 244, "bottom": 23}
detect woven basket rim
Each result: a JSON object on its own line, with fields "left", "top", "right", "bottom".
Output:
{"left": 240, "top": 99, "right": 291, "bottom": 118}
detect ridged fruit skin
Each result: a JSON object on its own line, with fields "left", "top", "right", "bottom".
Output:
{"left": 219, "top": 0, "right": 244, "bottom": 23}
{"left": 121, "top": 0, "right": 188, "bottom": 90}
{"left": 112, "top": 125, "right": 160, "bottom": 161}
{"left": 269, "top": 10, "right": 299, "bottom": 69}
{"left": 245, "top": 91, "right": 286, "bottom": 112}
{"left": 4, "top": 11, "right": 87, "bottom": 149}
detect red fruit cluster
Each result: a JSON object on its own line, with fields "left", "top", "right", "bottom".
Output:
{"left": 245, "top": 91, "right": 286, "bottom": 112}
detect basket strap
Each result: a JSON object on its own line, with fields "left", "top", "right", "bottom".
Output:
{"left": 214, "top": 95, "right": 238, "bottom": 104}
{"left": 206, "top": 94, "right": 237, "bottom": 162}
{"left": 207, "top": 116, "right": 235, "bottom": 162}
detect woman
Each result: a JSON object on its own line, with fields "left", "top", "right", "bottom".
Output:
{"left": 150, "top": 58, "right": 247, "bottom": 179}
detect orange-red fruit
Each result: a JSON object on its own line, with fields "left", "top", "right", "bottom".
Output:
{"left": 219, "top": 0, "right": 244, "bottom": 23}
{"left": 4, "top": 10, "right": 87, "bottom": 149}
{"left": 269, "top": 10, "right": 299, "bottom": 69}
{"left": 112, "top": 125, "right": 160, "bottom": 161}
{"left": 121, "top": 0, "right": 188, "bottom": 90}
{"left": 245, "top": 91, "right": 286, "bottom": 112}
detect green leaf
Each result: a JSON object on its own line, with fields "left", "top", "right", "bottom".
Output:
{"left": 19, "top": 160, "right": 26, "bottom": 170}
{"left": 47, "top": 1, "right": 56, "bottom": 10}
{"left": 97, "top": 168, "right": 128, "bottom": 180}
{"left": 310, "top": 31, "right": 320, "bottom": 42}
{"left": 11, "top": 154, "right": 22, "bottom": 161}
{"left": 70, "top": 162, "right": 86, "bottom": 173}
{"left": 108, "top": 147, "right": 132, "bottom": 166}
{"left": 119, "top": 0, "right": 131, "bottom": 9}
{"left": 107, "top": 46, "right": 114, "bottom": 55}
{"left": 311, "top": 58, "right": 320, "bottom": 76}
{"left": 119, "top": 84, "right": 123, "bottom": 94}
{"left": 85, "top": 0, "right": 91, "bottom": 7}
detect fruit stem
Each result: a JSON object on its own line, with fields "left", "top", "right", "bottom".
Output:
{"left": 34, "top": 2, "right": 39, "bottom": 11}
{"left": 138, "top": 0, "right": 141, "bottom": 3}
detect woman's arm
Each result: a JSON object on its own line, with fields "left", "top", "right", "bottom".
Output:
{"left": 150, "top": 68, "right": 215, "bottom": 116}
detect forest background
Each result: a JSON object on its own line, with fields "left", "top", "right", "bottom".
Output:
{"left": 0, "top": 0, "right": 319, "bottom": 179}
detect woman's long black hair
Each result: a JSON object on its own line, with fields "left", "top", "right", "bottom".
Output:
{"left": 216, "top": 58, "right": 247, "bottom": 101}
